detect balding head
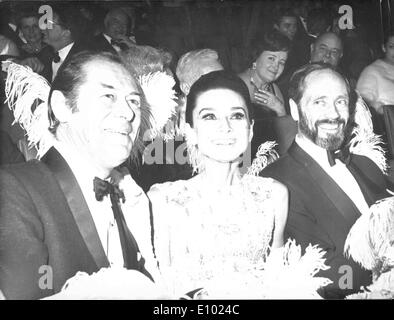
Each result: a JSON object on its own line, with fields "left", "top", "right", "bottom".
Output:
{"left": 310, "top": 32, "right": 343, "bottom": 67}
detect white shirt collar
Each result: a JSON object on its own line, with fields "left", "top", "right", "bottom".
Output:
{"left": 295, "top": 134, "right": 333, "bottom": 168}
{"left": 56, "top": 42, "right": 74, "bottom": 63}
{"left": 103, "top": 33, "right": 121, "bottom": 53}
{"left": 103, "top": 33, "right": 112, "bottom": 45}
{"left": 53, "top": 139, "right": 99, "bottom": 191}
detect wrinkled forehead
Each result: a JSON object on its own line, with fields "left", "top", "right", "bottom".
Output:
{"left": 81, "top": 58, "right": 138, "bottom": 91}
{"left": 302, "top": 69, "right": 348, "bottom": 98}
{"left": 106, "top": 10, "right": 129, "bottom": 24}
{"left": 316, "top": 35, "right": 343, "bottom": 51}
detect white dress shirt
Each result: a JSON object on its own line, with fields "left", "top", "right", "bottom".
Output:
{"left": 53, "top": 140, "right": 157, "bottom": 274}
{"left": 52, "top": 42, "right": 74, "bottom": 81}
{"left": 296, "top": 135, "right": 370, "bottom": 216}
{"left": 103, "top": 33, "right": 121, "bottom": 53}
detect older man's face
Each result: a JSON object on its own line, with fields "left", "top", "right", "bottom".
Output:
{"left": 104, "top": 11, "right": 129, "bottom": 40}
{"left": 66, "top": 58, "right": 141, "bottom": 173}
{"left": 310, "top": 34, "right": 343, "bottom": 67}
{"left": 42, "top": 13, "right": 66, "bottom": 50}
{"left": 297, "top": 69, "right": 350, "bottom": 150}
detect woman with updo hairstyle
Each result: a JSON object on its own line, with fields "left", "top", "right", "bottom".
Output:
{"left": 147, "top": 70, "right": 289, "bottom": 298}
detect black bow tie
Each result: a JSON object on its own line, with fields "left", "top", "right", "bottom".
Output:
{"left": 327, "top": 148, "right": 351, "bottom": 167}
{"left": 52, "top": 52, "right": 60, "bottom": 63}
{"left": 110, "top": 39, "right": 120, "bottom": 46}
{"left": 93, "top": 177, "right": 125, "bottom": 203}
{"left": 110, "top": 39, "right": 128, "bottom": 50}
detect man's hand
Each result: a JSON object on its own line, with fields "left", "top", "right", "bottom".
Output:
{"left": 19, "top": 57, "right": 44, "bottom": 74}
{"left": 254, "top": 89, "right": 286, "bottom": 117}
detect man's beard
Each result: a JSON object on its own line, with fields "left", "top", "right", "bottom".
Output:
{"left": 298, "top": 112, "right": 347, "bottom": 151}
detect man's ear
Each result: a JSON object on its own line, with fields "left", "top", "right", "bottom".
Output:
{"left": 249, "top": 120, "right": 254, "bottom": 143}
{"left": 289, "top": 99, "right": 299, "bottom": 122}
{"left": 50, "top": 90, "right": 72, "bottom": 123}
{"left": 273, "top": 24, "right": 279, "bottom": 32}
{"left": 382, "top": 44, "right": 386, "bottom": 53}
{"left": 62, "top": 29, "right": 72, "bottom": 41}
{"left": 180, "top": 83, "right": 190, "bottom": 96}
{"left": 310, "top": 43, "right": 314, "bottom": 56}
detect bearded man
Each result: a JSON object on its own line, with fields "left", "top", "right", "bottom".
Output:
{"left": 261, "top": 63, "right": 390, "bottom": 299}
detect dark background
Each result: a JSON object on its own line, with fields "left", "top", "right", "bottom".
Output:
{"left": 0, "top": 0, "right": 391, "bottom": 73}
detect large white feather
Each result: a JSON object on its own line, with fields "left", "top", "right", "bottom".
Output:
{"left": 344, "top": 196, "right": 394, "bottom": 273}
{"left": 348, "top": 95, "right": 388, "bottom": 174}
{"left": 5, "top": 63, "right": 53, "bottom": 159}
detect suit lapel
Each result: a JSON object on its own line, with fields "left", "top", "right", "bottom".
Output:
{"left": 42, "top": 148, "right": 109, "bottom": 269}
{"left": 288, "top": 143, "right": 361, "bottom": 235}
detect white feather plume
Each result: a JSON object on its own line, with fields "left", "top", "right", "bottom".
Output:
{"left": 246, "top": 141, "right": 279, "bottom": 176}
{"left": 353, "top": 94, "right": 374, "bottom": 134}
{"left": 258, "top": 239, "right": 332, "bottom": 299}
{"left": 348, "top": 95, "right": 388, "bottom": 174}
{"left": 344, "top": 196, "right": 394, "bottom": 273}
{"left": 5, "top": 62, "right": 53, "bottom": 159}
{"left": 349, "top": 128, "right": 388, "bottom": 174}
{"left": 138, "top": 71, "right": 177, "bottom": 141}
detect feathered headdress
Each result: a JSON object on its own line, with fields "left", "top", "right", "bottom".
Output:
{"left": 5, "top": 63, "right": 52, "bottom": 159}
{"left": 348, "top": 94, "right": 388, "bottom": 174}
{"left": 5, "top": 63, "right": 177, "bottom": 161}
{"left": 344, "top": 196, "right": 394, "bottom": 276}
{"left": 246, "top": 141, "right": 279, "bottom": 176}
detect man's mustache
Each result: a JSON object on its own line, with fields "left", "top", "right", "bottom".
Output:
{"left": 315, "top": 119, "right": 346, "bottom": 127}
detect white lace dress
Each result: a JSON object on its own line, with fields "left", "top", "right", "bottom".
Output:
{"left": 148, "top": 175, "right": 278, "bottom": 298}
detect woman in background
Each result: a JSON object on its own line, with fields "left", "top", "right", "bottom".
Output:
{"left": 357, "top": 30, "right": 394, "bottom": 115}
{"left": 239, "top": 30, "right": 295, "bottom": 156}
{"left": 238, "top": 30, "right": 290, "bottom": 120}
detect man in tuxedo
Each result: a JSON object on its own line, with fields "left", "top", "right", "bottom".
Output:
{"left": 92, "top": 7, "right": 136, "bottom": 55}
{"left": 261, "top": 63, "right": 390, "bottom": 299}
{"left": 0, "top": 51, "right": 157, "bottom": 299}
{"left": 41, "top": 5, "right": 89, "bottom": 82}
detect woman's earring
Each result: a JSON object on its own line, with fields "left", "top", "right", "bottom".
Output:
{"left": 252, "top": 62, "right": 257, "bottom": 70}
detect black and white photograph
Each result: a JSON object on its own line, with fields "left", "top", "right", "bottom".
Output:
{"left": 0, "top": 0, "right": 393, "bottom": 305}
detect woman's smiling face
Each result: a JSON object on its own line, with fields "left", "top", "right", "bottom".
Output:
{"left": 255, "top": 50, "right": 288, "bottom": 84}
{"left": 192, "top": 88, "right": 253, "bottom": 164}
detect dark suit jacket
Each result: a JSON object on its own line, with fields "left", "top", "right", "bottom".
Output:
{"left": 90, "top": 34, "right": 117, "bottom": 55}
{"left": 0, "top": 130, "right": 24, "bottom": 165}
{"left": 261, "top": 142, "right": 390, "bottom": 299}
{"left": 42, "top": 41, "right": 90, "bottom": 82}
{"left": 0, "top": 148, "right": 148, "bottom": 299}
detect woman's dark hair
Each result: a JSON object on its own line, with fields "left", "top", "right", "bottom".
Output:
{"left": 185, "top": 70, "right": 254, "bottom": 126}
{"left": 250, "top": 30, "right": 291, "bottom": 63}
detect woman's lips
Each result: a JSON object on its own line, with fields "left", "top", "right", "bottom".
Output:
{"left": 211, "top": 138, "right": 236, "bottom": 145}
